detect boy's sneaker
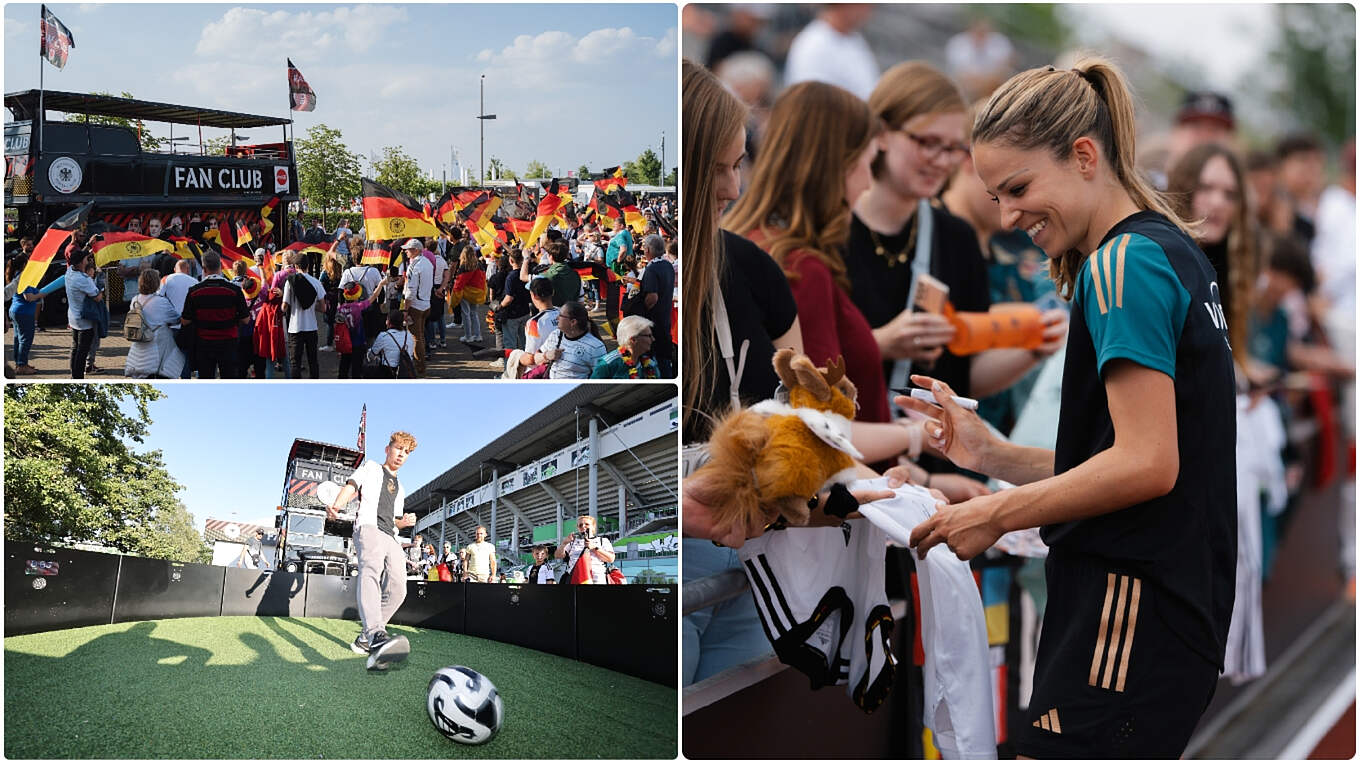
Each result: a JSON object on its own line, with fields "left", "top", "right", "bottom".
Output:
{"left": 489, "top": 358, "right": 506, "bottom": 370}
{"left": 366, "top": 630, "right": 410, "bottom": 671}
{"left": 350, "top": 632, "right": 371, "bottom": 655}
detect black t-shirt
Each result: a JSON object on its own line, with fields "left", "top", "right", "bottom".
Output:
{"left": 641, "top": 257, "right": 675, "bottom": 334}
{"left": 376, "top": 468, "right": 399, "bottom": 536}
{"left": 500, "top": 268, "right": 531, "bottom": 319}
{"left": 686, "top": 231, "right": 798, "bottom": 443}
{"left": 845, "top": 206, "right": 991, "bottom": 399}
{"left": 1049, "top": 210, "right": 1237, "bottom": 667}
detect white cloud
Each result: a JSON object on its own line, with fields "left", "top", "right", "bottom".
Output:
{"left": 478, "top": 25, "right": 677, "bottom": 69}
{"left": 6, "top": 20, "right": 31, "bottom": 41}
{"left": 194, "top": 5, "right": 409, "bottom": 60}
{"left": 655, "top": 27, "right": 677, "bottom": 58}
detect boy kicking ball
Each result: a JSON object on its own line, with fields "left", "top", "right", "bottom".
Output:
{"left": 328, "top": 430, "right": 418, "bottom": 671}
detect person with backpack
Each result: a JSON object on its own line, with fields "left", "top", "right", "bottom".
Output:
{"left": 281, "top": 250, "right": 326, "bottom": 379}
{"left": 335, "top": 281, "right": 378, "bottom": 378}
{"left": 123, "top": 268, "right": 184, "bottom": 378}
{"left": 366, "top": 310, "right": 417, "bottom": 378}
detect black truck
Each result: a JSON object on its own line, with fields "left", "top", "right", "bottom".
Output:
{"left": 274, "top": 438, "right": 363, "bottom": 576}
{"left": 4, "top": 89, "right": 299, "bottom": 319}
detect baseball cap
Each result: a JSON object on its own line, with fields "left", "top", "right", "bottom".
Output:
{"left": 1177, "top": 91, "right": 1234, "bottom": 130}
{"left": 401, "top": 238, "right": 423, "bottom": 250}
{"left": 253, "top": 247, "right": 267, "bottom": 258}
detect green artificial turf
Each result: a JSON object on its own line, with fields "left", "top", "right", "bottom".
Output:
{"left": 5, "top": 616, "right": 676, "bottom": 759}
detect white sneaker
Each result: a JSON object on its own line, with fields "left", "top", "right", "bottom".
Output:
{"left": 489, "top": 358, "right": 505, "bottom": 369}
{"left": 319, "top": 345, "right": 335, "bottom": 352}
{"left": 444, "top": 321, "right": 458, "bottom": 328}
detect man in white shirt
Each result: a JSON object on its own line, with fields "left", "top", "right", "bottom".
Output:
{"left": 461, "top": 525, "right": 497, "bottom": 582}
{"left": 783, "top": 5, "right": 880, "bottom": 101}
{"left": 281, "top": 250, "right": 326, "bottom": 379}
{"left": 400, "top": 238, "right": 434, "bottom": 376}
{"left": 328, "top": 431, "right": 418, "bottom": 670}
{"left": 554, "top": 515, "right": 615, "bottom": 585}
{"left": 158, "top": 259, "right": 198, "bottom": 379}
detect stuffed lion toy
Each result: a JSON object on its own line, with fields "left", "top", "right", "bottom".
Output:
{"left": 686, "top": 349, "right": 863, "bottom": 537}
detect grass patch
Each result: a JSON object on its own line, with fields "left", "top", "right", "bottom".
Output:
{"left": 5, "top": 616, "right": 675, "bottom": 758}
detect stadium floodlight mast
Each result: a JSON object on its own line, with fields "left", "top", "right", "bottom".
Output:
{"left": 478, "top": 74, "right": 497, "bottom": 183}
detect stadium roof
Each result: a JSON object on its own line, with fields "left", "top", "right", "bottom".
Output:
{"left": 5, "top": 90, "right": 291, "bottom": 129}
{"left": 404, "top": 384, "right": 675, "bottom": 515}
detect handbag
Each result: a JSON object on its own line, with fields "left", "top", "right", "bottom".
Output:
{"left": 606, "top": 566, "right": 626, "bottom": 585}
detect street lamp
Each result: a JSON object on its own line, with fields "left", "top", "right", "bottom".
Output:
{"left": 477, "top": 74, "right": 497, "bottom": 184}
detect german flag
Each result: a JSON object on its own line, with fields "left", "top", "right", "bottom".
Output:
{"left": 502, "top": 217, "right": 536, "bottom": 245}
{"left": 282, "top": 241, "right": 330, "bottom": 257}
{"left": 363, "top": 177, "right": 439, "bottom": 241}
{"left": 240, "top": 269, "right": 264, "bottom": 300}
{"left": 524, "top": 178, "right": 565, "bottom": 247}
{"left": 16, "top": 202, "right": 90, "bottom": 291}
{"left": 361, "top": 245, "right": 390, "bottom": 267}
{"left": 91, "top": 232, "right": 174, "bottom": 267}
{"left": 169, "top": 236, "right": 201, "bottom": 263}
{"left": 591, "top": 166, "right": 627, "bottom": 195}
{"left": 215, "top": 219, "right": 254, "bottom": 271}
{"left": 259, "top": 195, "right": 281, "bottom": 236}
{"left": 235, "top": 221, "right": 253, "bottom": 246}
{"left": 601, "top": 188, "right": 648, "bottom": 234}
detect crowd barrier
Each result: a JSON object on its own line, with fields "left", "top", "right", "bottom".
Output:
{"left": 5, "top": 542, "right": 675, "bottom": 687}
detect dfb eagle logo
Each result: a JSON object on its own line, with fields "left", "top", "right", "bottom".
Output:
{"left": 390, "top": 218, "right": 406, "bottom": 234}
{"left": 126, "top": 241, "right": 142, "bottom": 256}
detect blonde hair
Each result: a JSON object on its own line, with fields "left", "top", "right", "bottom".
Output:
{"left": 972, "top": 56, "right": 1193, "bottom": 296}
{"left": 722, "top": 81, "right": 882, "bottom": 292}
{"left": 1166, "top": 143, "right": 1257, "bottom": 363}
{"left": 681, "top": 59, "right": 748, "bottom": 433}
{"left": 868, "top": 61, "right": 967, "bottom": 179}
{"left": 389, "top": 431, "right": 417, "bottom": 451}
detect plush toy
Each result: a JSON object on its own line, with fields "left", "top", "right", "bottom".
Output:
{"left": 685, "top": 348, "right": 863, "bottom": 536}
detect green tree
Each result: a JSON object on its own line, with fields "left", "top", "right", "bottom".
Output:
{"left": 663, "top": 167, "right": 677, "bottom": 187}
{"left": 634, "top": 568, "right": 670, "bottom": 584}
{"left": 973, "top": 4, "right": 1071, "bottom": 55}
{"left": 373, "top": 145, "right": 425, "bottom": 198}
{"left": 577, "top": 164, "right": 591, "bottom": 179}
{"left": 4, "top": 384, "right": 209, "bottom": 563}
{"left": 294, "top": 124, "right": 362, "bottom": 228}
{"left": 523, "top": 159, "right": 550, "bottom": 179}
{"left": 1268, "top": 4, "right": 1356, "bottom": 146}
{"left": 64, "top": 91, "right": 165, "bottom": 152}
{"left": 623, "top": 148, "right": 663, "bottom": 185}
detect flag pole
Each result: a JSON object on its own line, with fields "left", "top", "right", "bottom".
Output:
{"left": 38, "top": 5, "right": 45, "bottom": 158}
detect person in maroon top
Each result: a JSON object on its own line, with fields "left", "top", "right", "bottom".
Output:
{"left": 181, "top": 250, "right": 249, "bottom": 378}
{"left": 722, "top": 80, "right": 939, "bottom": 471}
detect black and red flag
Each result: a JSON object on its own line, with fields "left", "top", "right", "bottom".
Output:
{"left": 591, "top": 166, "right": 627, "bottom": 196}
{"left": 287, "top": 58, "right": 316, "bottom": 112}
{"left": 259, "top": 195, "right": 281, "bottom": 237}
{"left": 40, "top": 5, "right": 75, "bottom": 70}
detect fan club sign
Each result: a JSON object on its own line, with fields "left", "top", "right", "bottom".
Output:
{"left": 171, "top": 164, "right": 291, "bottom": 194}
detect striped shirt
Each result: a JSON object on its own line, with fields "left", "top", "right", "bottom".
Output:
{"left": 182, "top": 274, "right": 248, "bottom": 341}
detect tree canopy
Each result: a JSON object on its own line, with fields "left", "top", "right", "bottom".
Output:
{"left": 623, "top": 149, "right": 663, "bottom": 185}
{"left": 294, "top": 124, "right": 362, "bottom": 227}
{"left": 4, "top": 384, "right": 209, "bottom": 563}
{"left": 373, "top": 145, "right": 426, "bottom": 199}
{"left": 65, "top": 91, "right": 165, "bottom": 152}
{"left": 523, "top": 159, "right": 550, "bottom": 179}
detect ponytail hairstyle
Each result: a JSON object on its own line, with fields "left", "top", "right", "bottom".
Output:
{"left": 972, "top": 56, "right": 1193, "bottom": 297}
{"left": 1166, "top": 143, "right": 1257, "bottom": 363}
{"left": 721, "top": 81, "right": 883, "bottom": 292}
{"left": 682, "top": 59, "right": 748, "bottom": 432}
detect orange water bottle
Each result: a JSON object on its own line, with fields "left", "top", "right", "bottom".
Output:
{"left": 945, "top": 302, "right": 1045, "bottom": 355}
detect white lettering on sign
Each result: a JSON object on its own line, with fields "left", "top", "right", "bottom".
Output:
{"left": 172, "top": 166, "right": 265, "bottom": 191}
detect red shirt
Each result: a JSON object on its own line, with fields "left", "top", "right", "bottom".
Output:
{"left": 747, "top": 230, "right": 890, "bottom": 424}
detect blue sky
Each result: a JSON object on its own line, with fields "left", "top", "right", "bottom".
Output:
{"left": 122, "top": 382, "right": 575, "bottom": 531}
{"left": 5, "top": 3, "right": 678, "bottom": 180}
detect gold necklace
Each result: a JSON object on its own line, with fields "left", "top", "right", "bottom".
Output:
{"left": 867, "top": 212, "right": 918, "bottom": 267}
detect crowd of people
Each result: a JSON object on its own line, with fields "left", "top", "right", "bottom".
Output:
{"left": 682, "top": 7, "right": 1353, "bottom": 757}
{"left": 4, "top": 193, "right": 679, "bottom": 380}
{"left": 401, "top": 515, "right": 621, "bottom": 585}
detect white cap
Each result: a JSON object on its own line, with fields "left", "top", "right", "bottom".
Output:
{"left": 401, "top": 238, "right": 423, "bottom": 250}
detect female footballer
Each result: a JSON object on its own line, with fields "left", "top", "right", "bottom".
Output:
{"left": 900, "top": 58, "right": 1236, "bottom": 758}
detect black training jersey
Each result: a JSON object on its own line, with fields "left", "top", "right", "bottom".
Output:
{"left": 1045, "top": 211, "right": 1237, "bottom": 668}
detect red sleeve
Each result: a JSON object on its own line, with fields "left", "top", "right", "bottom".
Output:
{"left": 784, "top": 251, "right": 841, "bottom": 368}
{"left": 453, "top": 271, "right": 470, "bottom": 290}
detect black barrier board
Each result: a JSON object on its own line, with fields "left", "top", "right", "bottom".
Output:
{"left": 112, "top": 555, "right": 225, "bottom": 624}
{"left": 221, "top": 567, "right": 306, "bottom": 617}
{"left": 4, "top": 543, "right": 122, "bottom": 635}
{"left": 465, "top": 582, "right": 574, "bottom": 658}
{"left": 576, "top": 584, "right": 676, "bottom": 687}
{"left": 390, "top": 580, "right": 466, "bottom": 634}
{"left": 302, "top": 574, "right": 360, "bottom": 621}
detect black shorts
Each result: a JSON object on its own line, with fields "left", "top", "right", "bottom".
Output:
{"left": 1017, "top": 552, "right": 1219, "bottom": 759}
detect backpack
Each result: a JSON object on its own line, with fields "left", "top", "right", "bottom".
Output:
{"left": 334, "top": 315, "right": 352, "bottom": 354}
{"left": 124, "top": 299, "right": 153, "bottom": 342}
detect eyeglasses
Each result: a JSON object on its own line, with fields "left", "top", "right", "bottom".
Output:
{"left": 902, "top": 131, "right": 970, "bottom": 161}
